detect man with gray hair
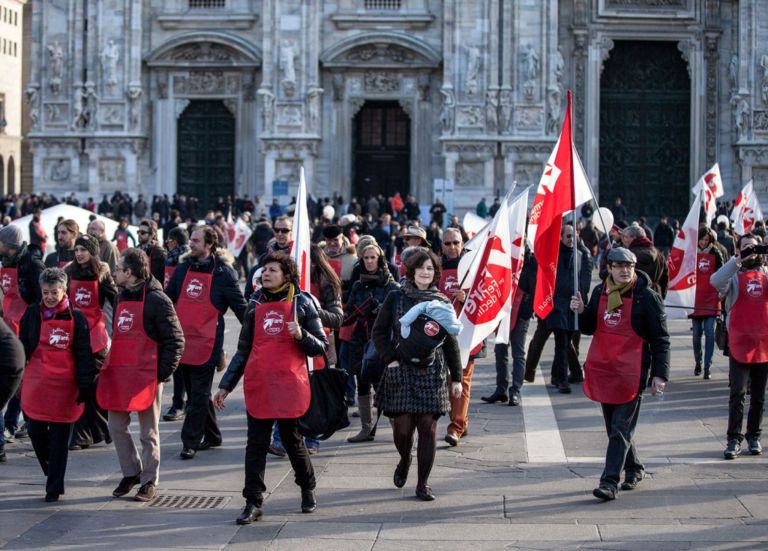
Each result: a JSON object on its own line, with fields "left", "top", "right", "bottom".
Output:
{"left": 87, "top": 219, "right": 120, "bottom": 274}
{"left": 620, "top": 224, "right": 668, "bottom": 297}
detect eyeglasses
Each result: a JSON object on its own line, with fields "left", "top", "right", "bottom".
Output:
{"left": 138, "top": 230, "right": 150, "bottom": 235}
{"left": 274, "top": 228, "right": 291, "bottom": 234}
{"left": 443, "top": 241, "right": 461, "bottom": 246}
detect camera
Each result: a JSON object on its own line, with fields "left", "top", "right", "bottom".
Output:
{"left": 742, "top": 244, "right": 768, "bottom": 256}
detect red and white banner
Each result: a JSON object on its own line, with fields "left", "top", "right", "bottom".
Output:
{"left": 692, "top": 163, "right": 723, "bottom": 226}
{"left": 290, "top": 167, "right": 312, "bottom": 293}
{"left": 457, "top": 189, "right": 528, "bottom": 367}
{"left": 665, "top": 188, "right": 703, "bottom": 319}
{"left": 226, "top": 212, "right": 253, "bottom": 257}
{"left": 731, "top": 180, "right": 764, "bottom": 236}
{"left": 527, "top": 91, "right": 594, "bottom": 320}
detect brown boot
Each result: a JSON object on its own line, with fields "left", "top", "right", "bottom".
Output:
{"left": 347, "top": 394, "right": 375, "bottom": 443}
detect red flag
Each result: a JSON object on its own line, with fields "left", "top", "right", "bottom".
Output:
{"left": 527, "top": 91, "right": 594, "bottom": 319}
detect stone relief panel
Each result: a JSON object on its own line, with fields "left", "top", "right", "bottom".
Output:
{"left": 348, "top": 77, "right": 363, "bottom": 95}
{"left": 170, "top": 42, "right": 243, "bottom": 64}
{"left": 344, "top": 44, "right": 428, "bottom": 66}
{"left": 44, "top": 102, "right": 69, "bottom": 127}
{"left": 44, "top": 158, "right": 71, "bottom": 183}
{"left": 46, "top": 40, "right": 65, "bottom": 95}
{"left": 513, "top": 163, "right": 542, "bottom": 187}
{"left": 598, "top": 0, "right": 694, "bottom": 18}
{"left": 754, "top": 110, "right": 768, "bottom": 134}
{"left": 456, "top": 106, "right": 483, "bottom": 128}
{"left": 455, "top": 161, "right": 485, "bottom": 186}
{"left": 364, "top": 72, "right": 400, "bottom": 93}
{"left": 99, "top": 104, "right": 125, "bottom": 127}
{"left": 98, "top": 158, "right": 127, "bottom": 189}
{"left": 751, "top": 167, "right": 768, "bottom": 209}
{"left": 277, "top": 105, "right": 303, "bottom": 127}
{"left": 275, "top": 160, "right": 302, "bottom": 189}
{"left": 514, "top": 105, "right": 544, "bottom": 131}
{"left": 174, "top": 72, "right": 240, "bottom": 96}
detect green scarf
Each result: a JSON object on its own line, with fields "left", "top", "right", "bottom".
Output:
{"left": 605, "top": 274, "right": 635, "bottom": 312}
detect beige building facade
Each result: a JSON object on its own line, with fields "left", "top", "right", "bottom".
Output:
{"left": 0, "top": 0, "right": 24, "bottom": 196}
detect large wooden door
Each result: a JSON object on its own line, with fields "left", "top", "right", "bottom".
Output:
{"left": 600, "top": 41, "right": 690, "bottom": 222}
{"left": 177, "top": 100, "right": 235, "bottom": 212}
{"left": 353, "top": 101, "right": 410, "bottom": 200}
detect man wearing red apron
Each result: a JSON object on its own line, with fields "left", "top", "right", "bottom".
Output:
{"left": 572, "top": 248, "right": 669, "bottom": 501}
{"left": 100, "top": 248, "right": 184, "bottom": 501}
{"left": 18, "top": 268, "right": 96, "bottom": 502}
{"left": 44, "top": 219, "right": 79, "bottom": 268}
{"left": 691, "top": 227, "right": 724, "bottom": 379}
{"left": 161, "top": 227, "right": 191, "bottom": 423}
{"left": 165, "top": 226, "right": 246, "bottom": 460}
{"left": 711, "top": 234, "right": 768, "bottom": 459}
{"left": 214, "top": 252, "right": 328, "bottom": 524}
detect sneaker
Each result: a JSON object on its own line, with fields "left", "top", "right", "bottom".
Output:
{"left": 2, "top": 429, "right": 14, "bottom": 444}
{"left": 592, "top": 485, "right": 616, "bottom": 501}
{"left": 748, "top": 438, "right": 762, "bottom": 456}
{"left": 162, "top": 406, "right": 185, "bottom": 422}
{"left": 134, "top": 482, "right": 156, "bottom": 502}
{"left": 112, "top": 474, "right": 142, "bottom": 497}
{"left": 267, "top": 444, "right": 287, "bottom": 457}
{"left": 724, "top": 439, "right": 741, "bottom": 460}
{"left": 620, "top": 471, "right": 644, "bottom": 491}
{"left": 444, "top": 433, "right": 459, "bottom": 447}
{"left": 307, "top": 445, "right": 319, "bottom": 455}
{"left": 14, "top": 423, "right": 28, "bottom": 439}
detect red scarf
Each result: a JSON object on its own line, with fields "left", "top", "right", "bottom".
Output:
{"left": 42, "top": 296, "right": 70, "bottom": 320}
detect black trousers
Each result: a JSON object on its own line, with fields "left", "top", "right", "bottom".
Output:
{"left": 27, "top": 418, "right": 73, "bottom": 495}
{"left": 727, "top": 358, "right": 768, "bottom": 442}
{"left": 171, "top": 369, "right": 186, "bottom": 410}
{"left": 243, "top": 416, "right": 315, "bottom": 505}
{"left": 180, "top": 362, "right": 222, "bottom": 449}
{"left": 600, "top": 396, "right": 644, "bottom": 490}
{"left": 70, "top": 394, "right": 110, "bottom": 446}
{"left": 525, "top": 318, "right": 581, "bottom": 381}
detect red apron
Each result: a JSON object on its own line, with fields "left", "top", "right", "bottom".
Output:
{"left": 583, "top": 292, "right": 644, "bottom": 405}
{"left": 58, "top": 260, "right": 69, "bottom": 268}
{"left": 68, "top": 278, "right": 109, "bottom": 353}
{"left": 328, "top": 258, "right": 342, "bottom": 278}
{"left": 163, "top": 265, "right": 175, "bottom": 289}
{"left": 439, "top": 268, "right": 461, "bottom": 314}
{"left": 176, "top": 266, "right": 218, "bottom": 366}
{"left": 115, "top": 232, "right": 128, "bottom": 252}
{"left": 728, "top": 270, "right": 768, "bottom": 364}
{"left": 21, "top": 314, "right": 84, "bottom": 423}
{"left": 243, "top": 301, "right": 310, "bottom": 419}
{"left": 693, "top": 252, "right": 721, "bottom": 316}
{"left": 97, "top": 290, "right": 159, "bottom": 411}
{"left": 1, "top": 266, "right": 27, "bottom": 336}
{"left": 310, "top": 281, "right": 331, "bottom": 369}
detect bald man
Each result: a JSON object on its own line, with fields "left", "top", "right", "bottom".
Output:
{"left": 88, "top": 220, "right": 120, "bottom": 274}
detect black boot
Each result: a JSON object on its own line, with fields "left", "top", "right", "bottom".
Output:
{"left": 694, "top": 362, "right": 702, "bottom": 376}
{"left": 236, "top": 502, "right": 263, "bottom": 524}
{"left": 480, "top": 390, "right": 508, "bottom": 404}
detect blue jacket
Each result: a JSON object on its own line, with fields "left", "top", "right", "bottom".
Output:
{"left": 399, "top": 300, "right": 462, "bottom": 338}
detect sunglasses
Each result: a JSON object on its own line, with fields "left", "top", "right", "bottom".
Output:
{"left": 138, "top": 230, "right": 150, "bottom": 235}
{"left": 443, "top": 240, "right": 461, "bottom": 246}
{"left": 274, "top": 228, "right": 291, "bottom": 234}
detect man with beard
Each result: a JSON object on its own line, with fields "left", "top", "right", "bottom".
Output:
{"left": 87, "top": 219, "right": 120, "bottom": 274}
{"left": 45, "top": 219, "right": 79, "bottom": 268}
{"left": 165, "top": 226, "right": 246, "bottom": 459}
{"left": 137, "top": 219, "right": 167, "bottom": 283}
{"left": 244, "top": 216, "right": 292, "bottom": 302}
{"left": 322, "top": 225, "right": 356, "bottom": 283}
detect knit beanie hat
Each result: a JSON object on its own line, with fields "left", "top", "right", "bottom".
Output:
{"left": 75, "top": 234, "right": 99, "bottom": 257}
{"left": 0, "top": 225, "right": 23, "bottom": 249}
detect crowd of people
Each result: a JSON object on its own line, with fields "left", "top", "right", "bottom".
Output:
{"left": 0, "top": 187, "right": 766, "bottom": 522}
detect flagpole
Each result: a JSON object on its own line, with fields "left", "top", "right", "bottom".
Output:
{"left": 568, "top": 91, "right": 579, "bottom": 332}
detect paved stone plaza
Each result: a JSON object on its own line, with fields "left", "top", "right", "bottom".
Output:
{"left": 1, "top": 314, "right": 767, "bottom": 550}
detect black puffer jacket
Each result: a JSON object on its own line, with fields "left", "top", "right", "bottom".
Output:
{"left": 219, "top": 288, "right": 328, "bottom": 392}
{"left": 579, "top": 270, "right": 671, "bottom": 391}
{"left": 2, "top": 243, "right": 46, "bottom": 306}
{"left": 0, "top": 318, "right": 24, "bottom": 409}
{"left": 19, "top": 304, "right": 97, "bottom": 392}
{"left": 114, "top": 276, "right": 185, "bottom": 381}
{"left": 44, "top": 247, "right": 75, "bottom": 268}
{"left": 544, "top": 242, "right": 592, "bottom": 331}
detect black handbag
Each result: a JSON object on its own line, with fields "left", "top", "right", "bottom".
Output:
{"left": 715, "top": 312, "right": 729, "bottom": 355}
{"left": 360, "top": 340, "right": 385, "bottom": 386}
{"left": 297, "top": 367, "right": 350, "bottom": 440}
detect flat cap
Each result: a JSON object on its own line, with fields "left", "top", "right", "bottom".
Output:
{"left": 607, "top": 247, "right": 637, "bottom": 264}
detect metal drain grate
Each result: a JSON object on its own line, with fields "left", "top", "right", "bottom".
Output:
{"left": 148, "top": 495, "right": 230, "bottom": 509}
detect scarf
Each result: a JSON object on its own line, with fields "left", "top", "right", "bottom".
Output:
{"left": 166, "top": 244, "right": 190, "bottom": 266}
{"left": 401, "top": 279, "right": 450, "bottom": 304}
{"left": 605, "top": 274, "right": 636, "bottom": 312}
{"left": 42, "top": 295, "right": 70, "bottom": 320}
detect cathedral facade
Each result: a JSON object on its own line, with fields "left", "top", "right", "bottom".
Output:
{"left": 24, "top": 0, "right": 768, "bottom": 220}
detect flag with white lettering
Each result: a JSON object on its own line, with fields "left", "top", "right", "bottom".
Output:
{"left": 665, "top": 188, "right": 702, "bottom": 319}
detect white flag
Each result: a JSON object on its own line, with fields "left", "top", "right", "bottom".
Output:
{"left": 665, "top": 188, "right": 702, "bottom": 319}
{"left": 226, "top": 213, "right": 253, "bottom": 257}
{"left": 290, "top": 167, "right": 312, "bottom": 293}
{"left": 692, "top": 163, "right": 723, "bottom": 226}
{"left": 731, "top": 180, "right": 764, "bottom": 236}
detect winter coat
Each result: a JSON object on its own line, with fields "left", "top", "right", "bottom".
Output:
{"left": 545, "top": 242, "right": 592, "bottom": 331}
{"left": 44, "top": 247, "right": 76, "bottom": 268}
{"left": 0, "top": 318, "right": 24, "bottom": 409}
{"left": 311, "top": 273, "right": 343, "bottom": 366}
{"left": 140, "top": 243, "right": 167, "bottom": 284}
{"left": 628, "top": 238, "right": 669, "bottom": 298}
{"left": 2, "top": 243, "right": 45, "bottom": 306}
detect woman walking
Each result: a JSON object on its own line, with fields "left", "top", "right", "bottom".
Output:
{"left": 372, "top": 248, "right": 462, "bottom": 500}
{"left": 691, "top": 227, "right": 724, "bottom": 379}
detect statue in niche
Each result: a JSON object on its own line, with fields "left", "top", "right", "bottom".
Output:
{"left": 524, "top": 44, "right": 540, "bottom": 81}
{"left": 101, "top": 40, "right": 120, "bottom": 91}
{"left": 280, "top": 41, "right": 298, "bottom": 97}
{"left": 499, "top": 90, "right": 513, "bottom": 134}
{"left": 47, "top": 41, "right": 64, "bottom": 95}
{"left": 466, "top": 46, "right": 481, "bottom": 96}
{"left": 126, "top": 85, "right": 143, "bottom": 128}
{"left": 26, "top": 86, "right": 40, "bottom": 129}
{"left": 306, "top": 87, "right": 323, "bottom": 131}
{"left": 731, "top": 93, "right": 750, "bottom": 140}
{"left": 729, "top": 54, "right": 739, "bottom": 92}
{"left": 553, "top": 46, "right": 565, "bottom": 84}
{"left": 546, "top": 85, "right": 563, "bottom": 135}
{"left": 485, "top": 91, "right": 498, "bottom": 133}
{"left": 440, "top": 88, "right": 455, "bottom": 133}
{"left": 760, "top": 54, "right": 768, "bottom": 104}
{"left": 73, "top": 83, "right": 98, "bottom": 130}
{"left": 258, "top": 88, "right": 275, "bottom": 131}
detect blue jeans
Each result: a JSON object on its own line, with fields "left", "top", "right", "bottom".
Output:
{"left": 272, "top": 422, "right": 319, "bottom": 450}
{"left": 692, "top": 316, "right": 715, "bottom": 369}
{"left": 600, "top": 395, "right": 644, "bottom": 490}
{"left": 3, "top": 394, "right": 22, "bottom": 432}
{"left": 338, "top": 340, "right": 356, "bottom": 401}
{"left": 494, "top": 317, "right": 531, "bottom": 393}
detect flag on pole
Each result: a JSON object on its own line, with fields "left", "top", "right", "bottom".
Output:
{"left": 665, "top": 188, "right": 703, "bottom": 319}
{"left": 226, "top": 212, "right": 253, "bottom": 257}
{"left": 731, "top": 180, "right": 764, "bottom": 236}
{"left": 692, "top": 163, "right": 723, "bottom": 225}
{"left": 457, "top": 188, "right": 529, "bottom": 368}
{"left": 290, "top": 167, "right": 311, "bottom": 293}
{"left": 527, "top": 90, "right": 594, "bottom": 320}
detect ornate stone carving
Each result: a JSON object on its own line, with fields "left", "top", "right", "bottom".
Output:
{"left": 223, "top": 99, "right": 237, "bottom": 116}
{"left": 440, "top": 88, "right": 455, "bottom": 133}
{"left": 157, "top": 72, "right": 169, "bottom": 99}
{"left": 573, "top": 32, "right": 588, "bottom": 150}
{"left": 345, "top": 44, "right": 420, "bottom": 65}
{"left": 44, "top": 103, "right": 66, "bottom": 125}
{"left": 417, "top": 74, "right": 430, "bottom": 101}
{"left": 499, "top": 90, "right": 513, "bottom": 135}
{"left": 126, "top": 85, "right": 143, "bottom": 129}
{"left": 606, "top": 0, "right": 684, "bottom": 6}
{"left": 704, "top": 34, "right": 719, "bottom": 165}
{"left": 677, "top": 40, "right": 692, "bottom": 78}
{"left": 171, "top": 42, "right": 237, "bottom": 63}
{"left": 26, "top": 85, "right": 40, "bottom": 130}
{"left": 522, "top": 44, "right": 540, "bottom": 99}
{"left": 45, "top": 158, "right": 71, "bottom": 182}
{"left": 731, "top": 93, "right": 751, "bottom": 141}
{"left": 466, "top": 45, "right": 481, "bottom": 97}
{"left": 280, "top": 40, "right": 298, "bottom": 97}
{"left": 243, "top": 71, "right": 256, "bottom": 101}
{"left": 573, "top": 0, "right": 588, "bottom": 25}
{"left": 552, "top": 46, "right": 565, "bottom": 85}
{"left": 444, "top": 143, "right": 497, "bottom": 156}
{"left": 457, "top": 106, "right": 483, "bottom": 127}
{"left": 100, "top": 104, "right": 124, "bottom": 126}
{"left": 501, "top": 142, "right": 555, "bottom": 157}
{"left": 277, "top": 105, "right": 303, "bottom": 127}
{"left": 514, "top": 105, "right": 544, "bottom": 130}
{"left": 398, "top": 98, "right": 414, "bottom": 118}
{"left": 349, "top": 97, "right": 366, "bottom": 117}
{"left": 307, "top": 87, "right": 323, "bottom": 131}
{"left": 363, "top": 72, "right": 400, "bottom": 92}
{"left": 261, "top": 140, "right": 319, "bottom": 157}
{"left": 728, "top": 54, "right": 738, "bottom": 93}
{"left": 258, "top": 88, "right": 275, "bottom": 131}
{"left": 175, "top": 99, "right": 190, "bottom": 119}
{"left": 760, "top": 54, "right": 768, "bottom": 105}
{"left": 72, "top": 83, "right": 98, "bottom": 131}
{"left": 47, "top": 41, "right": 64, "bottom": 95}
{"left": 455, "top": 161, "right": 485, "bottom": 187}
{"left": 513, "top": 163, "right": 542, "bottom": 187}
{"left": 485, "top": 91, "right": 498, "bottom": 133}
{"left": 754, "top": 110, "right": 768, "bottom": 133}
{"left": 98, "top": 158, "right": 126, "bottom": 187}
{"left": 546, "top": 85, "right": 563, "bottom": 135}
{"left": 598, "top": 38, "right": 615, "bottom": 76}
{"left": 101, "top": 40, "right": 120, "bottom": 92}
{"left": 331, "top": 73, "right": 344, "bottom": 101}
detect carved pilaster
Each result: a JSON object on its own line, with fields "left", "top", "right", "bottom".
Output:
{"left": 573, "top": 32, "right": 588, "bottom": 151}
{"left": 704, "top": 34, "right": 719, "bottom": 165}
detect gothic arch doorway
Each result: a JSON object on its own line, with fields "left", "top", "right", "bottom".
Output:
{"left": 599, "top": 41, "right": 690, "bottom": 222}
{"left": 352, "top": 101, "right": 410, "bottom": 201}
{"left": 177, "top": 100, "right": 235, "bottom": 212}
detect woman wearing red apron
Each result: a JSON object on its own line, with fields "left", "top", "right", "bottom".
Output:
{"left": 111, "top": 218, "right": 136, "bottom": 253}
{"left": 690, "top": 227, "right": 724, "bottom": 379}
{"left": 214, "top": 252, "right": 328, "bottom": 524}
{"left": 19, "top": 268, "right": 97, "bottom": 502}
{"left": 64, "top": 235, "right": 117, "bottom": 451}
{"left": 711, "top": 234, "right": 768, "bottom": 459}
{"left": 571, "top": 247, "right": 669, "bottom": 501}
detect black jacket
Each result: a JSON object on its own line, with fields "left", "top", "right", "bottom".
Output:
{"left": 219, "top": 289, "right": 328, "bottom": 392}
{"left": 45, "top": 247, "right": 75, "bottom": 268}
{"left": 0, "top": 318, "right": 24, "bottom": 409}
{"left": 343, "top": 268, "right": 399, "bottom": 342}
{"left": 115, "top": 277, "right": 185, "bottom": 381}
{"left": 165, "top": 250, "right": 247, "bottom": 365}
{"left": 141, "top": 244, "right": 168, "bottom": 284}
{"left": 312, "top": 274, "right": 343, "bottom": 365}
{"left": 2, "top": 243, "right": 46, "bottom": 306}
{"left": 19, "top": 304, "right": 97, "bottom": 392}
{"left": 579, "top": 271, "right": 670, "bottom": 390}
{"left": 516, "top": 247, "right": 536, "bottom": 321}
{"left": 543, "top": 242, "right": 592, "bottom": 330}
